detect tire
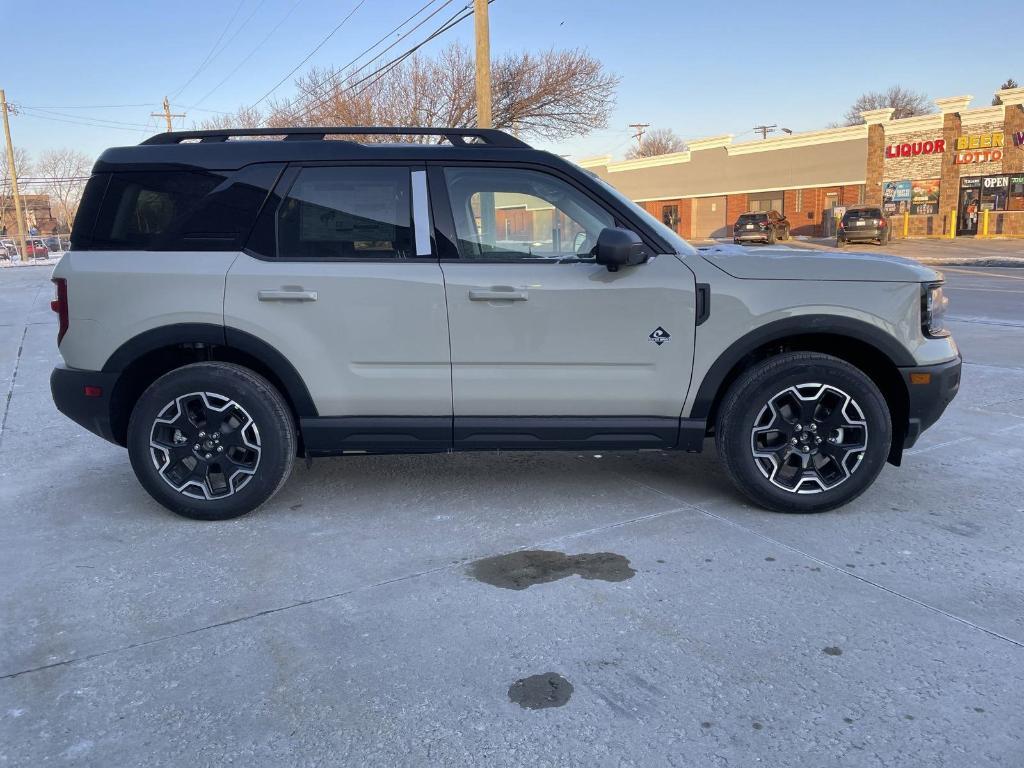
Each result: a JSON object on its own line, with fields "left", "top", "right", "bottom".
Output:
{"left": 127, "top": 362, "right": 296, "bottom": 520}
{"left": 715, "top": 352, "right": 891, "bottom": 513}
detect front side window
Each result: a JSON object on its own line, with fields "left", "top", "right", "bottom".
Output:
{"left": 442, "top": 167, "right": 614, "bottom": 261}
{"left": 277, "top": 166, "right": 412, "bottom": 259}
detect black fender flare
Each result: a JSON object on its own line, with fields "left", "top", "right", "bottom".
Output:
{"left": 102, "top": 322, "right": 318, "bottom": 418}
{"left": 689, "top": 315, "right": 915, "bottom": 420}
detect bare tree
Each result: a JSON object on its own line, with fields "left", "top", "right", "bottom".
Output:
{"left": 0, "top": 146, "right": 32, "bottom": 235}
{"left": 842, "top": 86, "right": 932, "bottom": 125}
{"left": 35, "top": 149, "right": 91, "bottom": 233}
{"left": 625, "top": 127, "right": 686, "bottom": 159}
{"left": 250, "top": 43, "right": 618, "bottom": 142}
{"left": 994, "top": 78, "right": 1019, "bottom": 105}
{"left": 195, "top": 106, "right": 266, "bottom": 131}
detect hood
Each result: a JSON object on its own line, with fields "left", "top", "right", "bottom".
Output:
{"left": 697, "top": 244, "right": 939, "bottom": 283}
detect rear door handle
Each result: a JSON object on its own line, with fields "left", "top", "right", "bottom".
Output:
{"left": 258, "top": 289, "right": 318, "bottom": 302}
{"left": 468, "top": 287, "right": 528, "bottom": 301}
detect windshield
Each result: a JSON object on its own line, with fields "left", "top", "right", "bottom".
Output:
{"left": 591, "top": 176, "right": 697, "bottom": 256}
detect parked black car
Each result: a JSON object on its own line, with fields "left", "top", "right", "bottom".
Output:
{"left": 837, "top": 205, "right": 890, "bottom": 246}
{"left": 734, "top": 210, "right": 790, "bottom": 245}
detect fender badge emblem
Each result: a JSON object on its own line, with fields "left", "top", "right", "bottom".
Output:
{"left": 649, "top": 327, "right": 671, "bottom": 345}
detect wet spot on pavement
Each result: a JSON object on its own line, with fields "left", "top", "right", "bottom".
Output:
{"left": 823, "top": 646, "right": 843, "bottom": 656}
{"left": 752, "top": 721, "right": 764, "bottom": 731}
{"left": 973, "top": 707, "right": 985, "bottom": 713}
{"left": 701, "top": 721, "right": 712, "bottom": 729}
{"left": 904, "top": 714, "right": 915, "bottom": 721}
{"left": 765, "top": 556, "right": 776, "bottom": 562}
{"left": 843, "top": 717, "right": 854, "bottom": 724}
{"left": 470, "top": 550, "right": 635, "bottom": 590}
{"left": 508, "top": 673, "right": 573, "bottom": 709}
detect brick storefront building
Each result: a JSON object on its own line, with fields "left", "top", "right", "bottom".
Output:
{"left": 579, "top": 86, "right": 1024, "bottom": 240}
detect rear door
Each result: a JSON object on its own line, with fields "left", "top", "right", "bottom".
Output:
{"left": 432, "top": 163, "right": 696, "bottom": 449}
{"left": 225, "top": 163, "right": 452, "bottom": 450}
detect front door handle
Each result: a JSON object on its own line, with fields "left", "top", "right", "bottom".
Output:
{"left": 258, "top": 288, "right": 318, "bottom": 302}
{"left": 468, "top": 287, "right": 529, "bottom": 301}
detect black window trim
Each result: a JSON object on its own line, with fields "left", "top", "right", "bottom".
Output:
{"left": 244, "top": 160, "right": 431, "bottom": 263}
{"left": 426, "top": 160, "right": 663, "bottom": 265}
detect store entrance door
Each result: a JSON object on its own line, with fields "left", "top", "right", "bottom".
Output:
{"left": 957, "top": 178, "right": 981, "bottom": 236}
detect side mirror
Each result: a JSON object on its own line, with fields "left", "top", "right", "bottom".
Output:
{"left": 594, "top": 227, "right": 650, "bottom": 271}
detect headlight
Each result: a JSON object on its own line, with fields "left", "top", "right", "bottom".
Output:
{"left": 921, "top": 283, "right": 949, "bottom": 338}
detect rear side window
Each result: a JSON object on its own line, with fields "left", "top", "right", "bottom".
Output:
{"left": 276, "top": 166, "right": 412, "bottom": 259}
{"left": 83, "top": 165, "right": 282, "bottom": 251}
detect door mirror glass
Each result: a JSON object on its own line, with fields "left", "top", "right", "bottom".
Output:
{"left": 594, "top": 227, "right": 650, "bottom": 271}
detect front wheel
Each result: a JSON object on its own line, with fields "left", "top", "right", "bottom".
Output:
{"left": 715, "top": 352, "right": 891, "bottom": 513}
{"left": 127, "top": 362, "right": 296, "bottom": 520}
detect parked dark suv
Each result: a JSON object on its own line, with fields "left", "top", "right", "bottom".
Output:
{"left": 734, "top": 210, "right": 790, "bottom": 245}
{"left": 838, "top": 205, "right": 890, "bottom": 246}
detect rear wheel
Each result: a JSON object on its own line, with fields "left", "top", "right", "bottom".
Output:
{"left": 715, "top": 352, "right": 891, "bottom": 513}
{"left": 127, "top": 362, "right": 296, "bottom": 520}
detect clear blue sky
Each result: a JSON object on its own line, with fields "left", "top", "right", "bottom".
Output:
{"left": 4, "top": 0, "right": 1019, "bottom": 164}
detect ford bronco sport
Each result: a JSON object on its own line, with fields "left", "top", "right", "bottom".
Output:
{"left": 50, "top": 127, "right": 961, "bottom": 520}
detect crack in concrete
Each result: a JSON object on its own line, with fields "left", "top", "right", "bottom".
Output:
{"left": 618, "top": 476, "right": 1024, "bottom": 651}
{"left": 0, "top": 505, "right": 692, "bottom": 681}
{"left": 0, "top": 325, "right": 29, "bottom": 449}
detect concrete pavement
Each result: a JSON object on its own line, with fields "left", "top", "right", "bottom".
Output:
{"left": 1, "top": 265, "right": 1022, "bottom": 767}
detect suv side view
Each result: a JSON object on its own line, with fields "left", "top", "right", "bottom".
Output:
{"left": 51, "top": 127, "right": 961, "bottom": 520}
{"left": 733, "top": 210, "right": 789, "bottom": 245}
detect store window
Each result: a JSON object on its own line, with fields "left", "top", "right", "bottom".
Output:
{"left": 909, "top": 179, "right": 941, "bottom": 216}
{"left": 794, "top": 189, "right": 803, "bottom": 213}
{"left": 857, "top": 184, "right": 866, "bottom": 205}
{"left": 1009, "top": 174, "right": 1024, "bottom": 211}
{"left": 980, "top": 175, "right": 1010, "bottom": 211}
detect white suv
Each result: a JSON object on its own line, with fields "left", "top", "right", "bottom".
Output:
{"left": 50, "top": 127, "right": 961, "bottom": 520}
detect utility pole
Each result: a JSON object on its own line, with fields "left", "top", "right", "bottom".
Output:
{"left": 628, "top": 123, "right": 650, "bottom": 152}
{"left": 0, "top": 89, "right": 27, "bottom": 265}
{"left": 753, "top": 123, "right": 777, "bottom": 139}
{"left": 473, "top": 0, "right": 491, "bottom": 128}
{"left": 152, "top": 96, "right": 186, "bottom": 133}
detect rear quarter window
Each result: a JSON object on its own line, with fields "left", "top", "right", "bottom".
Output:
{"left": 82, "top": 165, "right": 282, "bottom": 251}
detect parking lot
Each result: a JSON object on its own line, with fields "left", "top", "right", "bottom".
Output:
{"left": 1, "top": 263, "right": 1022, "bottom": 766}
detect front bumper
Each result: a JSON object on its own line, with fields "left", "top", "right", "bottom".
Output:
{"left": 899, "top": 354, "right": 962, "bottom": 449}
{"left": 50, "top": 365, "right": 121, "bottom": 445}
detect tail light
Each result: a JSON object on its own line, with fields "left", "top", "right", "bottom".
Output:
{"left": 51, "top": 278, "right": 69, "bottom": 344}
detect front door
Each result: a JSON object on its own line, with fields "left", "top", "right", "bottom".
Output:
{"left": 432, "top": 164, "right": 696, "bottom": 449}
{"left": 958, "top": 180, "right": 981, "bottom": 235}
{"left": 226, "top": 164, "right": 452, "bottom": 450}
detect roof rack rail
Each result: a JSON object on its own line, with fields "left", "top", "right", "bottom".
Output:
{"left": 140, "top": 126, "right": 531, "bottom": 148}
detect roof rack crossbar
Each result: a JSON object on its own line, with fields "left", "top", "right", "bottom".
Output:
{"left": 141, "top": 126, "right": 530, "bottom": 148}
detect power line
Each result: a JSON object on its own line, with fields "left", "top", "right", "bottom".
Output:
{"left": 298, "top": 0, "right": 451, "bottom": 108}
{"left": 170, "top": 0, "right": 248, "bottom": 99}
{"left": 286, "top": 1, "right": 479, "bottom": 123}
{"left": 188, "top": 0, "right": 307, "bottom": 109}
{"left": 252, "top": 0, "right": 368, "bottom": 107}
{"left": 14, "top": 110, "right": 146, "bottom": 132}
{"left": 21, "top": 102, "right": 151, "bottom": 109}
{"left": 17, "top": 106, "right": 151, "bottom": 129}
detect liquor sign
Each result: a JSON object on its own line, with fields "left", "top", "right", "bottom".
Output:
{"left": 885, "top": 139, "right": 944, "bottom": 158}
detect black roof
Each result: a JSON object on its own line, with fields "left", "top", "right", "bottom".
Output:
{"left": 94, "top": 126, "right": 551, "bottom": 172}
